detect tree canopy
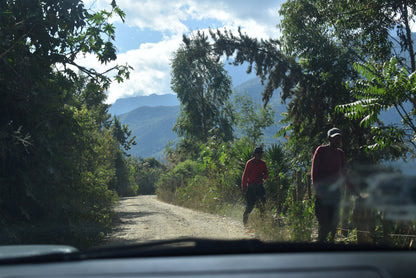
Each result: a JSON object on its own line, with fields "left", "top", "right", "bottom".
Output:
{"left": 202, "top": 0, "right": 416, "bottom": 164}
{"left": 0, "top": 0, "right": 135, "bottom": 248}
{"left": 171, "top": 32, "right": 234, "bottom": 143}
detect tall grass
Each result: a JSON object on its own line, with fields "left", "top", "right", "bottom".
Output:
{"left": 156, "top": 139, "right": 416, "bottom": 248}
{"left": 156, "top": 140, "right": 319, "bottom": 242}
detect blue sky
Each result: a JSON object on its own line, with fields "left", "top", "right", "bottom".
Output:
{"left": 80, "top": 0, "right": 284, "bottom": 103}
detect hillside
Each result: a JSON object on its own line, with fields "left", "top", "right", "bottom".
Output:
{"left": 115, "top": 77, "right": 288, "bottom": 159}
{"left": 231, "top": 78, "right": 287, "bottom": 145}
{"left": 109, "top": 94, "right": 179, "bottom": 116}
{"left": 119, "top": 106, "right": 180, "bottom": 158}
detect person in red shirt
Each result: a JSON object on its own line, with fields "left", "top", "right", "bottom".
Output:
{"left": 311, "top": 127, "right": 354, "bottom": 242}
{"left": 241, "top": 146, "right": 269, "bottom": 225}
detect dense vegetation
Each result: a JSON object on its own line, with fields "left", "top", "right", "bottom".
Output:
{"left": 159, "top": 0, "right": 416, "bottom": 247}
{"left": 0, "top": 0, "right": 146, "bottom": 248}
{"left": 2, "top": 0, "right": 416, "bottom": 249}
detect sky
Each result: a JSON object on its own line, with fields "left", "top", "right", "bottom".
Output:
{"left": 80, "top": 0, "right": 284, "bottom": 104}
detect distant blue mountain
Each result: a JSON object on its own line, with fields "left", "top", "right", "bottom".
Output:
{"left": 119, "top": 106, "right": 180, "bottom": 159}
{"left": 110, "top": 63, "right": 255, "bottom": 116}
{"left": 116, "top": 77, "right": 286, "bottom": 158}
{"left": 109, "top": 94, "right": 179, "bottom": 116}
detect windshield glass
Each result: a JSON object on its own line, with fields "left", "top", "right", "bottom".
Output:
{"left": 1, "top": 0, "right": 416, "bottom": 254}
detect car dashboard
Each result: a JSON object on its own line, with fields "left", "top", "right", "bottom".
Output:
{"left": 0, "top": 239, "right": 414, "bottom": 278}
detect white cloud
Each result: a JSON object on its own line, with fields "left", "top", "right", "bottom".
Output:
{"left": 84, "top": 0, "right": 282, "bottom": 37}
{"left": 83, "top": 0, "right": 190, "bottom": 34}
{"left": 81, "top": 0, "right": 284, "bottom": 103}
{"left": 191, "top": 0, "right": 282, "bottom": 38}
{"left": 106, "top": 36, "right": 181, "bottom": 103}
{"left": 76, "top": 35, "right": 182, "bottom": 104}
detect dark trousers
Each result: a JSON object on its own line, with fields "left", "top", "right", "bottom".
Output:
{"left": 315, "top": 197, "right": 340, "bottom": 242}
{"left": 243, "top": 184, "right": 266, "bottom": 225}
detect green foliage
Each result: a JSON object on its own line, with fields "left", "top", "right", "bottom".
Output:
{"left": 158, "top": 0, "right": 416, "bottom": 246}
{"left": 263, "top": 144, "right": 291, "bottom": 212}
{"left": 277, "top": 0, "right": 415, "bottom": 161}
{"left": 171, "top": 31, "right": 234, "bottom": 142}
{"left": 164, "top": 137, "right": 203, "bottom": 165}
{"left": 0, "top": 0, "right": 135, "bottom": 248}
{"left": 157, "top": 159, "right": 205, "bottom": 202}
{"left": 235, "top": 137, "right": 256, "bottom": 159}
{"left": 109, "top": 151, "right": 136, "bottom": 196}
{"left": 134, "top": 157, "right": 166, "bottom": 195}
{"left": 111, "top": 116, "right": 137, "bottom": 152}
{"left": 337, "top": 58, "right": 415, "bottom": 153}
{"left": 159, "top": 139, "right": 244, "bottom": 213}
{"left": 339, "top": 58, "right": 415, "bottom": 125}
{"left": 283, "top": 185, "right": 315, "bottom": 242}
{"left": 209, "top": 28, "right": 302, "bottom": 106}
{"left": 264, "top": 144, "right": 289, "bottom": 173}
{"left": 232, "top": 93, "right": 276, "bottom": 144}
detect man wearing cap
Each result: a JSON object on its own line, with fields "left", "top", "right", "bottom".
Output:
{"left": 311, "top": 127, "right": 354, "bottom": 242}
{"left": 241, "top": 146, "right": 269, "bottom": 225}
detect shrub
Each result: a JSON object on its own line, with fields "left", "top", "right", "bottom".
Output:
{"left": 156, "top": 159, "right": 204, "bottom": 202}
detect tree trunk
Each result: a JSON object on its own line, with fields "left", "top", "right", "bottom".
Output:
{"left": 402, "top": 3, "right": 415, "bottom": 73}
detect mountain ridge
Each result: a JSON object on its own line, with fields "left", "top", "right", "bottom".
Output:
{"left": 109, "top": 93, "right": 179, "bottom": 116}
{"left": 114, "top": 77, "right": 285, "bottom": 158}
{"left": 119, "top": 105, "right": 180, "bottom": 158}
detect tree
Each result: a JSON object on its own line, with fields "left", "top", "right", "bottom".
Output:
{"left": 324, "top": 0, "right": 416, "bottom": 155}
{"left": 133, "top": 157, "right": 166, "bottom": 195}
{"left": 72, "top": 74, "right": 112, "bottom": 128}
{"left": 108, "top": 116, "right": 137, "bottom": 196}
{"left": 232, "top": 93, "right": 275, "bottom": 145}
{"left": 0, "top": 0, "right": 131, "bottom": 247}
{"left": 111, "top": 116, "right": 136, "bottom": 153}
{"left": 337, "top": 58, "right": 413, "bottom": 156}
{"left": 209, "top": 28, "right": 302, "bottom": 106}
{"left": 171, "top": 31, "right": 234, "bottom": 143}
{"left": 208, "top": 27, "right": 337, "bottom": 166}
{"left": 279, "top": 0, "right": 415, "bottom": 159}
{"left": 277, "top": 0, "right": 390, "bottom": 166}
{"left": 207, "top": 0, "right": 412, "bottom": 165}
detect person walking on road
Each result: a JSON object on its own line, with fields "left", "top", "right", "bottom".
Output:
{"left": 311, "top": 127, "right": 354, "bottom": 242}
{"left": 241, "top": 146, "right": 269, "bottom": 226}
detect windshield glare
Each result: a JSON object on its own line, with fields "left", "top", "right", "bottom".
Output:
{"left": 1, "top": 0, "right": 416, "bottom": 253}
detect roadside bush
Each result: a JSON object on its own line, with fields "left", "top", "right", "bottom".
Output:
{"left": 156, "top": 159, "right": 204, "bottom": 202}
{"left": 134, "top": 157, "right": 166, "bottom": 195}
{"left": 157, "top": 136, "right": 318, "bottom": 243}
{"left": 109, "top": 151, "right": 138, "bottom": 197}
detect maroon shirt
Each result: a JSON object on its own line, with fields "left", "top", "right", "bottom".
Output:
{"left": 311, "top": 145, "right": 346, "bottom": 196}
{"left": 241, "top": 158, "right": 269, "bottom": 192}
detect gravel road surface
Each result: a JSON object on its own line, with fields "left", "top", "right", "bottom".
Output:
{"left": 104, "top": 195, "right": 254, "bottom": 246}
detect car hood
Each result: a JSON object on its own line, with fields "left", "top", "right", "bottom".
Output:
{"left": 0, "top": 245, "right": 78, "bottom": 259}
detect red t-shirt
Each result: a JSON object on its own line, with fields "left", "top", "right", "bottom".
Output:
{"left": 311, "top": 145, "right": 346, "bottom": 190}
{"left": 241, "top": 158, "right": 269, "bottom": 191}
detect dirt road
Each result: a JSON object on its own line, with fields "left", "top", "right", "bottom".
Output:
{"left": 104, "top": 195, "right": 254, "bottom": 246}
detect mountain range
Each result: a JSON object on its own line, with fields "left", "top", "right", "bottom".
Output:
{"left": 110, "top": 77, "right": 406, "bottom": 160}
{"left": 109, "top": 94, "right": 179, "bottom": 115}
{"left": 118, "top": 105, "right": 180, "bottom": 158}
{"left": 111, "top": 77, "right": 286, "bottom": 159}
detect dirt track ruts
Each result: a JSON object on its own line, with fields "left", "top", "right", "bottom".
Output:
{"left": 103, "top": 195, "right": 255, "bottom": 246}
